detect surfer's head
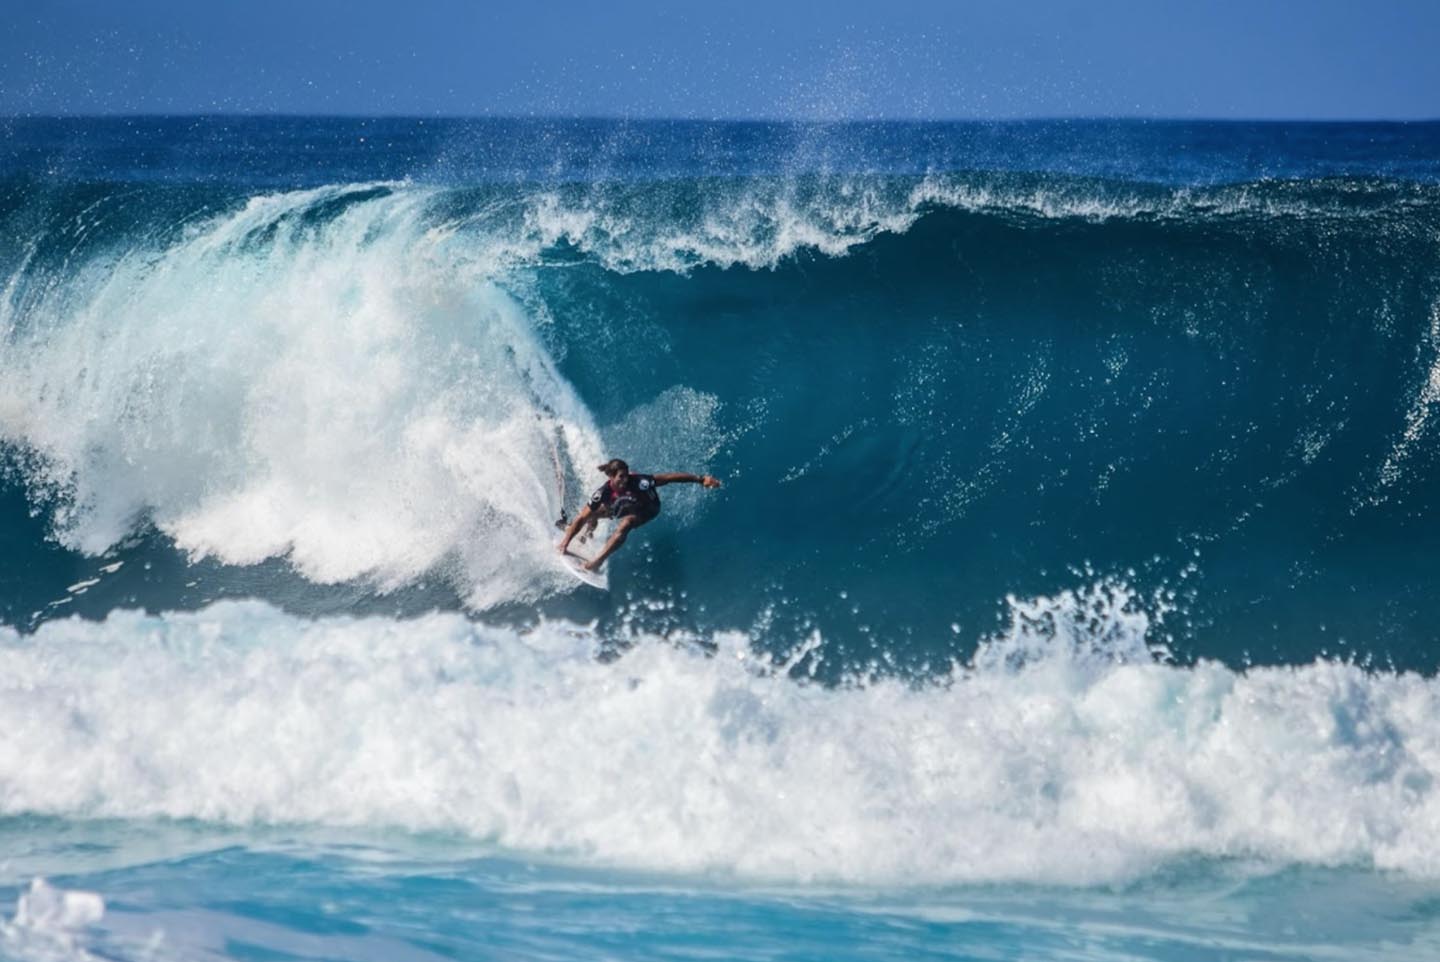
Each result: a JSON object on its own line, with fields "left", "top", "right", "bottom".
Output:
{"left": 598, "top": 458, "right": 630, "bottom": 482}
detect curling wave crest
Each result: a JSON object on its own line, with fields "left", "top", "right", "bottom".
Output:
{"left": 0, "top": 184, "right": 605, "bottom": 607}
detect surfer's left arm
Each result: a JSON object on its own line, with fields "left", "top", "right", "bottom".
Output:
{"left": 652, "top": 472, "right": 722, "bottom": 488}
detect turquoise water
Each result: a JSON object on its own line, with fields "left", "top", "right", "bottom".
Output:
{"left": 9, "top": 818, "right": 1440, "bottom": 962}
{"left": 3, "top": 117, "right": 1440, "bottom": 960}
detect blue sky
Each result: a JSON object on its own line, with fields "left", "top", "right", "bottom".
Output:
{"left": 4, "top": 0, "right": 1437, "bottom": 119}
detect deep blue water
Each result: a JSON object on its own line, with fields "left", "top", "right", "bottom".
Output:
{"left": 3, "top": 117, "right": 1440, "bottom": 961}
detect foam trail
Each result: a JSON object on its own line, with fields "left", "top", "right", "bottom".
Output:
{"left": 0, "top": 184, "right": 604, "bottom": 606}
{"left": 10, "top": 880, "right": 104, "bottom": 932}
{"left": 3, "top": 589, "right": 1440, "bottom": 887}
{"left": 0, "top": 879, "right": 105, "bottom": 962}
{"left": 1374, "top": 300, "right": 1440, "bottom": 500}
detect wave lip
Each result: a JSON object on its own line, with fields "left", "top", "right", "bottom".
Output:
{"left": 3, "top": 590, "right": 1440, "bottom": 887}
{"left": 457, "top": 172, "right": 1440, "bottom": 275}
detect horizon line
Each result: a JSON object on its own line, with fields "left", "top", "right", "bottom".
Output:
{"left": 4, "top": 111, "right": 1439, "bottom": 126}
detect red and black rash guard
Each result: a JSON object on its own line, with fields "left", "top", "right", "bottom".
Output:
{"left": 589, "top": 474, "right": 661, "bottom": 520}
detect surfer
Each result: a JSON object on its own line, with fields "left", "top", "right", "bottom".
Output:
{"left": 558, "top": 458, "right": 721, "bottom": 571}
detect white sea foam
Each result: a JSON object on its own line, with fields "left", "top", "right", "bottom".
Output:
{"left": 0, "top": 184, "right": 607, "bottom": 607}
{"left": 2, "top": 587, "right": 1439, "bottom": 887}
{"left": 502, "top": 179, "right": 922, "bottom": 273}
{"left": 1373, "top": 300, "right": 1440, "bottom": 503}
{"left": 0, "top": 879, "right": 105, "bottom": 962}
{"left": 10, "top": 880, "right": 104, "bottom": 933}
{"left": 446, "top": 172, "right": 1385, "bottom": 276}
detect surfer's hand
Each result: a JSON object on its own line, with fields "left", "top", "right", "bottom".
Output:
{"left": 701, "top": 475, "right": 721, "bottom": 489}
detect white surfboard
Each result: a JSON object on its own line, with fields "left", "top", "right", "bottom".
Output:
{"left": 558, "top": 541, "right": 607, "bottom": 590}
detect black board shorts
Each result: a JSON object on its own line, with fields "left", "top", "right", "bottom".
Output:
{"left": 614, "top": 500, "right": 660, "bottom": 525}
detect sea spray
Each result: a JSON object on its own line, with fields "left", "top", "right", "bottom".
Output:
{"left": 0, "top": 185, "right": 609, "bottom": 607}
{"left": 4, "top": 589, "right": 1439, "bottom": 886}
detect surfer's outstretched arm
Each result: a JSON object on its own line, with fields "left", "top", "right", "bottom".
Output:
{"left": 558, "top": 505, "right": 595, "bottom": 554}
{"left": 652, "top": 472, "right": 722, "bottom": 488}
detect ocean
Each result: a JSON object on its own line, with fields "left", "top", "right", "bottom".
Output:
{"left": 3, "top": 116, "right": 1440, "bottom": 960}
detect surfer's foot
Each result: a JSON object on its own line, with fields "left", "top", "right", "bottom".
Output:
{"left": 583, "top": 559, "right": 603, "bottom": 572}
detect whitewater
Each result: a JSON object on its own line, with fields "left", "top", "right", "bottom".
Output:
{"left": 3, "top": 117, "right": 1440, "bottom": 960}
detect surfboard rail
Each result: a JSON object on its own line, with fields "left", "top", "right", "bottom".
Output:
{"left": 558, "top": 542, "right": 607, "bottom": 590}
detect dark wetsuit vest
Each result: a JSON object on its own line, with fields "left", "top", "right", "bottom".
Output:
{"left": 589, "top": 474, "right": 661, "bottom": 522}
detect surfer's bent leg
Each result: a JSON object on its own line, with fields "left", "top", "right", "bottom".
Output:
{"left": 584, "top": 513, "right": 651, "bottom": 571}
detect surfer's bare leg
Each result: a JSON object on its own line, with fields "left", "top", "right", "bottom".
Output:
{"left": 584, "top": 514, "right": 645, "bottom": 571}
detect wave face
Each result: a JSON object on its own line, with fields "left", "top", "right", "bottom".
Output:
{"left": 4, "top": 119, "right": 1440, "bottom": 676}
